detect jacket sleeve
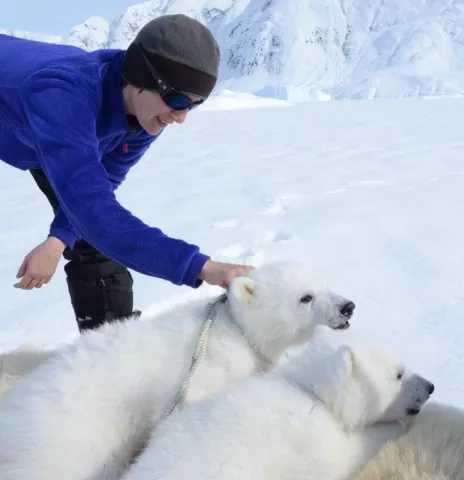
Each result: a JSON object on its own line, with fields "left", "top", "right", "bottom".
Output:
{"left": 20, "top": 68, "right": 209, "bottom": 287}
{"left": 50, "top": 132, "right": 156, "bottom": 250}
{"left": 49, "top": 207, "right": 81, "bottom": 250}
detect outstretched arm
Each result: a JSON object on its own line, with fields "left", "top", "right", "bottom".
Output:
{"left": 20, "top": 66, "right": 209, "bottom": 287}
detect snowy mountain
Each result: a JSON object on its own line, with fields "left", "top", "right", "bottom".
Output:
{"left": 3, "top": 0, "right": 464, "bottom": 101}
{"left": 0, "top": 27, "right": 61, "bottom": 44}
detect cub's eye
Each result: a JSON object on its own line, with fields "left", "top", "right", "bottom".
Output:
{"left": 396, "top": 371, "right": 404, "bottom": 381}
{"left": 300, "top": 294, "right": 313, "bottom": 304}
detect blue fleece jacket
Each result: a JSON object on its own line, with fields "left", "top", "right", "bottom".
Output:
{"left": 0, "top": 34, "right": 210, "bottom": 288}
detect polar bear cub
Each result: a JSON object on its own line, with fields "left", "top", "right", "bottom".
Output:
{"left": 355, "top": 401, "right": 464, "bottom": 480}
{"left": 121, "top": 325, "right": 435, "bottom": 480}
{"left": 0, "top": 261, "right": 355, "bottom": 480}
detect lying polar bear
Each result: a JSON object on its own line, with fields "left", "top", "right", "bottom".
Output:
{"left": 355, "top": 401, "right": 464, "bottom": 480}
{"left": 120, "top": 324, "right": 435, "bottom": 480}
{"left": 0, "top": 261, "right": 355, "bottom": 480}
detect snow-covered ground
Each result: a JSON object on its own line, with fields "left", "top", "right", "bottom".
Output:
{"left": 1, "top": 92, "right": 464, "bottom": 409}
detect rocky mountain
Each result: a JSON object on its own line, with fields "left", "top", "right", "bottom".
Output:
{"left": 3, "top": 0, "right": 464, "bottom": 101}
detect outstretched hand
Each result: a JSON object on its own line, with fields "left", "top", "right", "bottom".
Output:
{"left": 198, "top": 260, "right": 254, "bottom": 289}
{"left": 14, "top": 236, "right": 66, "bottom": 290}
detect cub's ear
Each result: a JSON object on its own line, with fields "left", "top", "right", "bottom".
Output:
{"left": 228, "top": 276, "right": 256, "bottom": 305}
{"left": 332, "top": 345, "right": 355, "bottom": 378}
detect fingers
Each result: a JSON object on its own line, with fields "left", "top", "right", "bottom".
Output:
{"left": 43, "top": 275, "right": 53, "bottom": 287}
{"left": 223, "top": 265, "right": 255, "bottom": 289}
{"left": 14, "top": 276, "right": 48, "bottom": 290}
{"left": 14, "top": 274, "right": 35, "bottom": 290}
{"left": 34, "top": 277, "right": 51, "bottom": 289}
{"left": 16, "top": 259, "right": 27, "bottom": 279}
{"left": 14, "top": 269, "right": 52, "bottom": 290}
{"left": 14, "top": 274, "right": 40, "bottom": 290}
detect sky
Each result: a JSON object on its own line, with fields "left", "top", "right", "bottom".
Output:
{"left": 1, "top": 91, "right": 464, "bottom": 411}
{"left": 2, "top": 0, "right": 137, "bottom": 35}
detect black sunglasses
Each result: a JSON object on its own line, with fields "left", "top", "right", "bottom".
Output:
{"left": 136, "top": 44, "right": 205, "bottom": 111}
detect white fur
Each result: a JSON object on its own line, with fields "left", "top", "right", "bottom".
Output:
{"left": 0, "top": 261, "right": 354, "bottom": 480}
{"left": 355, "top": 401, "right": 464, "bottom": 480}
{"left": 121, "top": 325, "right": 434, "bottom": 480}
{"left": 0, "top": 344, "right": 55, "bottom": 401}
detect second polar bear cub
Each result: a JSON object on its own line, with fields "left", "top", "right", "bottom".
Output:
{"left": 121, "top": 325, "right": 435, "bottom": 480}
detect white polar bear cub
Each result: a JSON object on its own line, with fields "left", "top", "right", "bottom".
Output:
{"left": 355, "top": 401, "right": 464, "bottom": 480}
{"left": 0, "top": 261, "right": 355, "bottom": 480}
{"left": 121, "top": 325, "right": 435, "bottom": 480}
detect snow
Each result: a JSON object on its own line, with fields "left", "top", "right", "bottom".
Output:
{"left": 0, "top": 27, "right": 61, "bottom": 44}
{"left": 1, "top": 93, "right": 464, "bottom": 410}
{"left": 200, "top": 89, "right": 294, "bottom": 110}
{"left": 63, "top": 16, "right": 109, "bottom": 51}
{"left": 4, "top": 0, "right": 464, "bottom": 101}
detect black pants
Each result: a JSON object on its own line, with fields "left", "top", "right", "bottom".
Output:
{"left": 30, "top": 169, "right": 135, "bottom": 332}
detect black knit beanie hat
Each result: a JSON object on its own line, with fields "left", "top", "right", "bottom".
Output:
{"left": 122, "top": 14, "right": 220, "bottom": 99}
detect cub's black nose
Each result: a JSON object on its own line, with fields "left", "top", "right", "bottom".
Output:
{"left": 406, "top": 407, "right": 421, "bottom": 416}
{"left": 340, "top": 301, "right": 356, "bottom": 318}
{"left": 427, "top": 382, "right": 435, "bottom": 395}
